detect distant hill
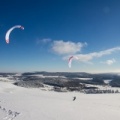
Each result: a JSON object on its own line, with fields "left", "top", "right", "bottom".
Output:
{"left": 1, "top": 72, "right": 120, "bottom": 88}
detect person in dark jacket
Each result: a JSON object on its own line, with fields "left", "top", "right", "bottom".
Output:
{"left": 73, "top": 96, "right": 76, "bottom": 101}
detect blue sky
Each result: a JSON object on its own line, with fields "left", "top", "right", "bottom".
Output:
{"left": 1, "top": 0, "right": 120, "bottom": 73}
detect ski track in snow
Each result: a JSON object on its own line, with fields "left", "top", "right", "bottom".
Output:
{"left": 0, "top": 104, "right": 20, "bottom": 120}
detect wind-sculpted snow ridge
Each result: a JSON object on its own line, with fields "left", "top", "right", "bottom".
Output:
{"left": 0, "top": 105, "right": 20, "bottom": 120}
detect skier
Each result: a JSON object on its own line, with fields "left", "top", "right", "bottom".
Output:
{"left": 73, "top": 96, "right": 76, "bottom": 101}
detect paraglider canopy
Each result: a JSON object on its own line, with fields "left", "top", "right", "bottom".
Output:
{"left": 5, "top": 25, "right": 24, "bottom": 44}
{"left": 68, "top": 56, "right": 73, "bottom": 68}
{"left": 68, "top": 56, "right": 78, "bottom": 68}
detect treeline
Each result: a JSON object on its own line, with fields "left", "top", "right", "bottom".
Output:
{"left": 84, "top": 89, "right": 119, "bottom": 94}
{"left": 22, "top": 72, "right": 92, "bottom": 78}
{"left": 13, "top": 78, "right": 83, "bottom": 89}
{"left": 2, "top": 72, "right": 120, "bottom": 88}
{"left": 110, "top": 77, "right": 120, "bottom": 87}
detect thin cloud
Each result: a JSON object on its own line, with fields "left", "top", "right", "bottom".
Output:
{"left": 101, "top": 58, "right": 116, "bottom": 65}
{"left": 36, "top": 38, "right": 51, "bottom": 44}
{"left": 52, "top": 40, "right": 87, "bottom": 55}
{"left": 42, "top": 38, "right": 51, "bottom": 43}
{"left": 63, "top": 47, "right": 120, "bottom": 63}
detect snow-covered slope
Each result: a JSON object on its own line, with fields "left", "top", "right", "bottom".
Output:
{"left": 0, "top": 81, "right": 120, "bottom": 120}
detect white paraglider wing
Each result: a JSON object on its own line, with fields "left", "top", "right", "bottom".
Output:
{"left": 5, "top": 25, "right": 24, "bottom": 44}
{"left": 68, "top": 56, "right": 73, "bottom": 68}
{"left": 68, "top": 56, "right": 78, "bottom": 68}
